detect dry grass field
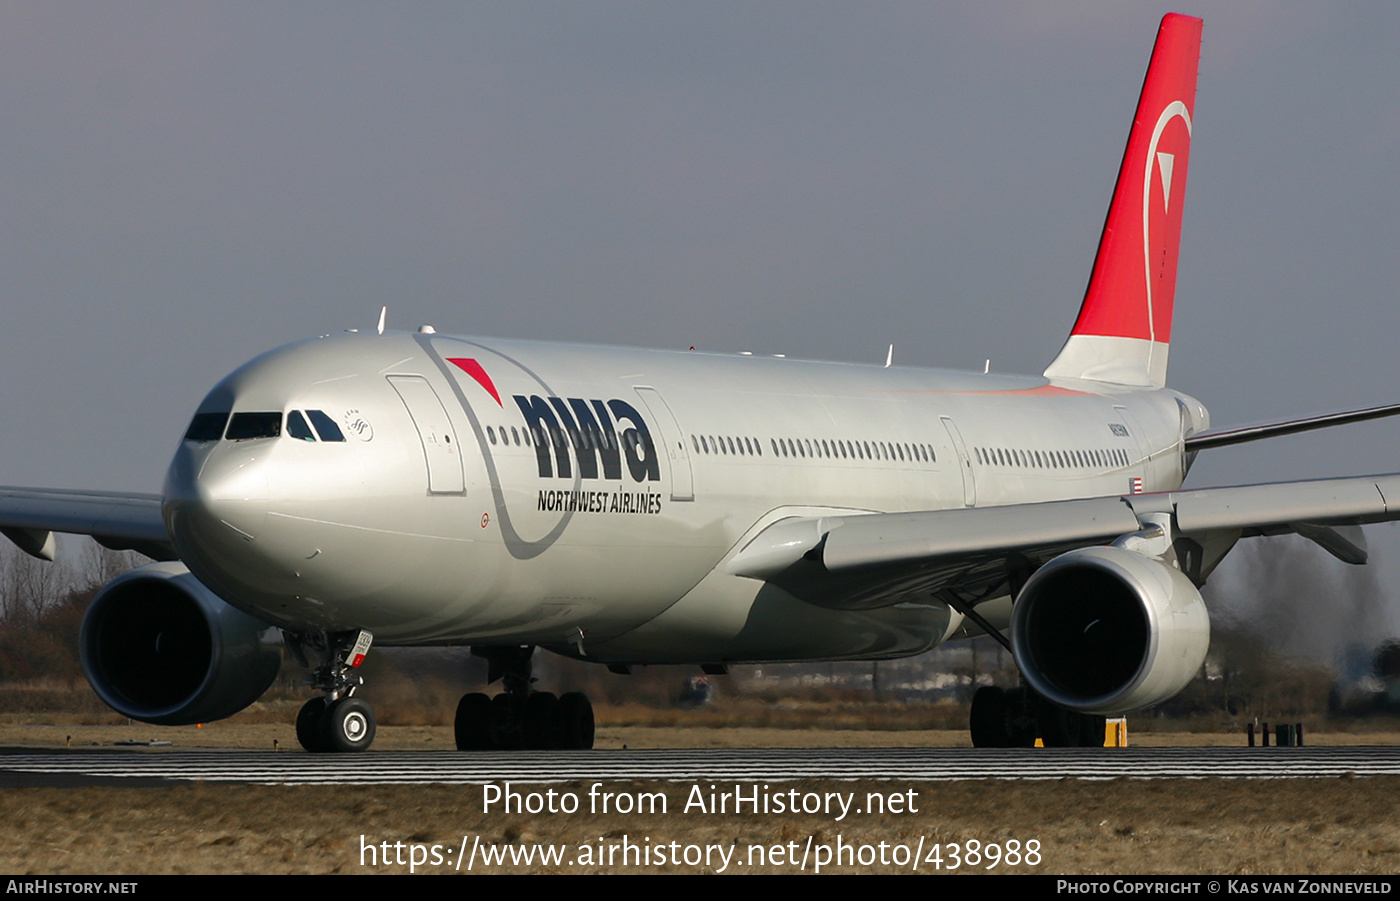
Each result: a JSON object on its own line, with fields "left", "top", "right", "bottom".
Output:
{"left": 2, "top": 710, "right": 1399, "bottom": 875}
{"left": 4, "top": 775, "right": 1400, "bottom": 875}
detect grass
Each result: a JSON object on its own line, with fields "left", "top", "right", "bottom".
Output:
{"left": 4, "top": 682, "right": 1400, "bottom": 874}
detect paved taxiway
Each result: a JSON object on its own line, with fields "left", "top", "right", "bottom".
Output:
{"left": 3, "top": 745, "right": 1399, "bottom": 787}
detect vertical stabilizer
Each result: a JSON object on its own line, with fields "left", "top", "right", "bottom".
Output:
{"left": 1044, "top": 13, "right": 1201, "bottom": 388}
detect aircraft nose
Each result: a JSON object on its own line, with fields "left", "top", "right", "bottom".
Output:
{"left": 163, "top": 440, "right": 270, "bottom": 557}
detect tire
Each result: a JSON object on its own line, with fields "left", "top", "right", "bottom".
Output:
{"left": 523, "top": 692, "right": 559, "bottom": 750}
{"left": 296, "top": 697, "right": 328, "bottom": 753}
{"left": 454, "top": 693, "right": 493, "bottom": 751}
{"left": 556, "top": 692, "right": 594, "bottom": 750}
{"left": 1037, "top": 703, "right": 1078, "bottom": 747}
{"left": 1080, "top": 714, "right": 1108, "bottom": 748}
{"left": 1002, "top": 687, "right": 1038, "bottom": 748}
{"left": 970, "top": 686, "right": 1006, "bottom": 748}
{"left": 490, "top": 693, "right": 522, "bottom": 750}
{"left": 321, "top": 697, "right": 376, "bottom": 753}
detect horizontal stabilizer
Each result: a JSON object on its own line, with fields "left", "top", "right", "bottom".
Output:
{"left": 1185, "top": 401, "right": 1400, "bottom": 451}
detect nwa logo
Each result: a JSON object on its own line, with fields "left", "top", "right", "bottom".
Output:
{"left": 513, "top": 395, "right": 659, "bottom": 484}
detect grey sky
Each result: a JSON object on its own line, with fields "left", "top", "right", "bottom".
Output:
{"left": 0, "top": 3, "right": 1397, "bottom": 639}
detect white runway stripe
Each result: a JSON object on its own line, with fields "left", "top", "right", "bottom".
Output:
{"left": 3, "top": 746, "right": 1400, "bottom": 785}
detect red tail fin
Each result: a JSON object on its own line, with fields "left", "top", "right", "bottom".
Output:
{"left": 1044, "top": 13, "right": 1201, "bottom": 388}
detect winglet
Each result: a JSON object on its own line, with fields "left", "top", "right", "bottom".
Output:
{"left": 1044, "top": 13, "right": 1202, "bottom": 389}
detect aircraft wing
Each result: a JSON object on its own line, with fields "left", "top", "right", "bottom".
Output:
{"left": 727, "top": 474, "right": 1400, "bottom": 610}
{"left": 0, "top": 487, "right": 174, "bottom": 562}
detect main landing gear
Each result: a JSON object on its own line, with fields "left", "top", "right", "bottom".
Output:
{"left": 288, "top": 630, "right": 378, "bottom": 753}
{"left": 941, "top": 588, "right": 1105, "bottom": 749}
{"left": 970, "top": 685, "right": 1106, "bottom": 748}
{"left": 454, "top": 646, "right": 595, "bottom": 751}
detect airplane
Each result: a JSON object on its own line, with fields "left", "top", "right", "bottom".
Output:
{"left": 4, "top": 12, "right": 1400, "bottom": 752}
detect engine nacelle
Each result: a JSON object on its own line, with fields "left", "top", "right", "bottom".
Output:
{"left": 80, "top": 562, "right": 281, "bottom": 725}
{"left": 1010, "top": 546, "right": 1210, "bottom": 715}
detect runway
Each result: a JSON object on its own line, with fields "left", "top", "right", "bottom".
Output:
{"left": 3, "top": 745, "right": 1400, "bottom": 787}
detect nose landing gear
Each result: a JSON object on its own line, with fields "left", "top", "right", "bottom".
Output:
{"left": 289, "top": 630, "right": 378, "bottom": 753}
{"left": 322, "top": 697, "right": 376, "bottom": 752}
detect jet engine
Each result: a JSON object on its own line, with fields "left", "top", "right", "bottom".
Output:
{"left": 80, "top": 562, "right": 282, "bottom": 725}
{"left": 1009, "top": 546, "right": 1210, "bottom": 715}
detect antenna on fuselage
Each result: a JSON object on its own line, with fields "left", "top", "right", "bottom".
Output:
{"left": 884, "top": 344, "right": 893, "bottom": 368}
{"left": 376, "top": 306, "right": 387, "bottom": 335}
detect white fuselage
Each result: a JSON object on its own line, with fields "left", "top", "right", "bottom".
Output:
{"left": 162, "top": 329, "right": 1202, "bottom": 664}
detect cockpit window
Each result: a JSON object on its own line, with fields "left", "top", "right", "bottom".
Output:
{"left": 306, "top": 409, "right": 345, "bottom": 442}
{"left": 225, "top": 412, "right": 282, "bottom": 440}
{"left": 184, "top": 412, "right": 230, "bottom": 442}
{"left": 287, "top": 410, "right": 316, "bottom": 441}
